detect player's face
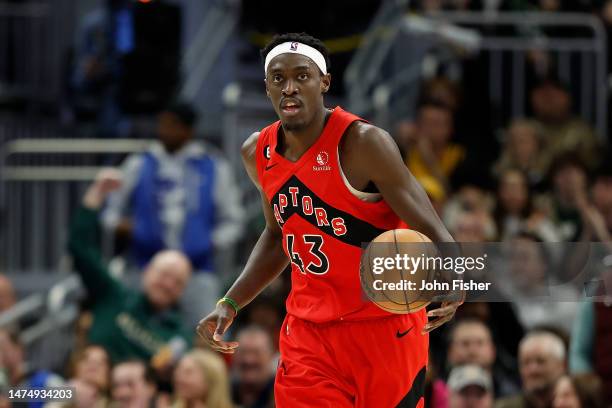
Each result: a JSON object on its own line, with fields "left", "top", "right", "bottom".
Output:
{"left": 265, "top": 53, "right": 330, "bottom": 132}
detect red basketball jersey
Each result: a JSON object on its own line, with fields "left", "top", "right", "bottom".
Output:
{"left": 256, "top": 107, "right": 402, "bottom": 322}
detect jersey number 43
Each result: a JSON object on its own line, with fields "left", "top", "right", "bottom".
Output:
{"left": 286, "top": 234, "right": 329, "bottom": 275}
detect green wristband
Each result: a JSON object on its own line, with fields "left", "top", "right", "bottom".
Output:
{"left": 217, "top": 297, "right": 240, "bottom": 314}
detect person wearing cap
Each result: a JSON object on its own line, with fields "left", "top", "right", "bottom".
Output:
{"left": 448, "top": 364, "right": 494, "bottom": 408}
{"left": 102, "top": 101, "right": 245, "bottom": 327}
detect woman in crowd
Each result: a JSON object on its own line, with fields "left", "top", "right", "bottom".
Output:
{"left": 552, "top": 373, "right": 605, "bottom": 408}
{"left": 493, "top": 168, "right": 559, "bottom": 242}
{"left": 169, "top": 349, "right": 233, "bottom": 408}
{"left": 46, "top": 344, "right": 111, "bottom": 408}
{"left": 494, "top": 119, "right": 548, "bottom": 189}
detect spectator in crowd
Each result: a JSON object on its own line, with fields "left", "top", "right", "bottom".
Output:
{"left": 231, "top": 326, "right": 275, "bottom": 408}
{"left": 496, "top": 330, "right": 566, "bottom": 408}
{"left": 503, "top": 232, "right": 578, "bottom": 333}
{"left": 552, "top": 373, "right": 606, "bottom": 408}
{"left": 493, "top": 119, "right": 547, "bottom": 189}
{"left": 591, "top": 158, "right": 612, "bottom": 238}
{"left": 424, "top": 356, "right": 449, "bottom": 408}
{"left": 110, "top": 359, "right": 158, "bottom": 408}
{"left": 546, "top": 154, "right": 590, "bottom": 241}
{"left": 56, "top": 344, "right": 111, "bottom": 408}
{"left": 448, "top": 319, "right": 520, "bottom": 398}
{"left": 569, "top": 264, "right": 612, "bottom": 403}
{"left": 447, "top": 208, "right": 497, "bottom": 243}
{"left": 68, "top": 169, "right": 193, "bottom": 363}
{"left": 168, "top": 349, "right": 233, "bottom": 408}
{"left": 405, "top": 100, "right": 466, "bottom": 206}
{"left": 0, "top": 328, "right": 25, "bottom": 389}
{"left": 102, "top": 101, "right": 244, "bottom": 327}
{"left": 69, "top": 0, "right": 132, "bottom": 133}
{"left": 448, "top": 365, "right": 494, "bottom": 408}
{"left": 493, "top": 169, "right": 558, "bottom": 242}
{"left": 239, "top": 294, "right": 285, "bottom": 353}
{"left": 442, "top": 184, "right": 497, "bottom": 247}
{"left": 529, "top": 77, "right": 599, "bottom": 169}
{"left": 0, "top": 274, "right": 16, "bottom": 313}
{"left": 0, "top": 328, "right": 64, "bottom": 408}
{"left": 420, "top": 77, "right": 461, "bottom": 113}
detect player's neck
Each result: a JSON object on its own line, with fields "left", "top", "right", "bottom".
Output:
{"left": 282, "top": 107, "right": 330, "bottom": 158}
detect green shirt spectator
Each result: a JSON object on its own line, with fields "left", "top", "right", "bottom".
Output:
{"left": 68, "top": 169, "right": 193, "bottom": 363}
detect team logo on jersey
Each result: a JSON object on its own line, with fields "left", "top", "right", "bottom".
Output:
{"left": 264, "top": 145, "right": 271, "bottom": 159}
{"left": 313, "top": 151, "right": 331, "bottom": 171}
{"left": 316, "top": 151, "right": 328, "bottom": 165}
{"left": 290, "top": 42, "right": 298, "bottom": 51}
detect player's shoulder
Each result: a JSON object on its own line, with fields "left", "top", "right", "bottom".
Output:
{"left": 344, "top": 120, "right": 396, "bottom": 153}
{"left": 241, "top": 131, "right": 261, "bottom": 163}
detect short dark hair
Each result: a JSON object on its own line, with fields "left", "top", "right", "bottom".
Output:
{"left": 448, "top": 317, "right": 491, "bottom": 345}
{"left": 260, "top": 32, "right": 331, "bottom": 74}
{"left": 548, "top": 152, "right": 589, "bottom": 181}
{"left": 533, "top": 74, "right": 570, "bottom": 94}
{"left": 568, "top": 373, "right": 606, "bottom": 408}
{"left": 113, "top": 359, "right": 156, "bottom": 385}
{"left": 163, "top": 101, "right": 198, "bottom": 128}
{"left": 418, "top": 99, "right": 453, "bottom": 114}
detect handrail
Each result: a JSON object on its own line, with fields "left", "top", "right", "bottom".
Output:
{"left": 1, "top": 139, "right": 156, "bottom": 181}
{"left": 0, "top": 293, "right": 44, "bottom": 328}
{"left": 20, "top": 304, "right": 79, "bottom": 346}
{"left": 3, "top": 139, "right": 154, "bottom": 155}
{"left": 2, "top": 166, "right": 105, "bottom": 181}
{"left": 423, "top": 11, "right": 606, "bottom": 29}
{"left": 0, "top": 274, "right": 84, "bottom": 347}
{"left": 47, "top": 275, "right": 82, "bottom": 313}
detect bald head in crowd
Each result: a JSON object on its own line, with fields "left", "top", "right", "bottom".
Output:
{"left": 0, "top": 274, "right": 16, "bottom": 313}
{"left": 519, "top": 331, "right": 566, "bottom": 401}
{"left": 142, "top": 250, "right": 192, "bottom": 310}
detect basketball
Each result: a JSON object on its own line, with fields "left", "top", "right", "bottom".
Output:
{"left": 360, "top": 229, "right": 436, "bottom": 314}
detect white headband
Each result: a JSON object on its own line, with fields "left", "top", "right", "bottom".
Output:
{"left": 264, "top": 41, "right": 327, "bottom": 75}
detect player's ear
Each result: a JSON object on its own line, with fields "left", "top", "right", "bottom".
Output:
{"left": 321, "top": 73, "right": 331, "bottom": 94}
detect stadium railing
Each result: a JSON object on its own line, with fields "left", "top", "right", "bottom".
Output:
{"left": 0, "top": 138, "right": 151, "bottom": 271}
{"left": 346, "top": 10, "right": 609, "bottom": 139}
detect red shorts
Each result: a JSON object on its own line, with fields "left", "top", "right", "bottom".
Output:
{"left": 274, "top": 312, "right": 429, "bottom": 408}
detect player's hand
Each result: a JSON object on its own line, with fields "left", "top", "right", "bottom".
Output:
{"left": 422, "top": 293, "right": 464, "bottom": 333}
{"left": 196, "top": 303, "right": 239, "bottom": 354}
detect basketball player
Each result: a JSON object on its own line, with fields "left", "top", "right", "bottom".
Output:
{"left": 197, "top": 33, "right": 461, "bottom": 407}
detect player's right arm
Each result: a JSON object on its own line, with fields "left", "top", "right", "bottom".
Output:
{"left": 196, "top": 132, "right": 289, "bottom": 353}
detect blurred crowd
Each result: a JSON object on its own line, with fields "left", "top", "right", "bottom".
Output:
{"left": 2, "top": 0, "right": 612, "bottom": 407}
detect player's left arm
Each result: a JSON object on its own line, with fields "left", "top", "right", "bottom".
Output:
{"left": 347, "top": 122, "right": 463, "bottom": 332}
